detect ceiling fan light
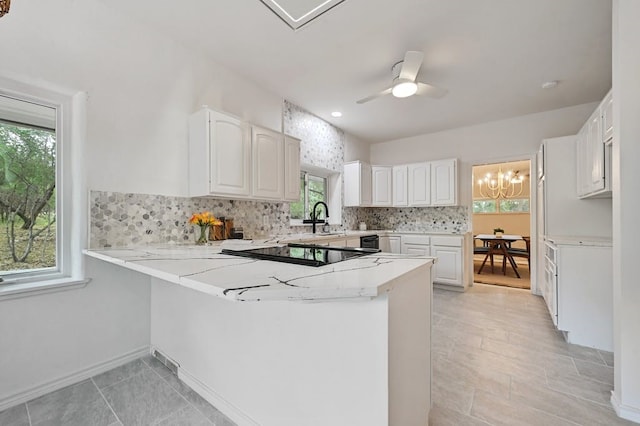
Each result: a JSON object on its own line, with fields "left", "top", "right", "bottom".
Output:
{"left": 392, "top": 81, "right": 418, "bottom": 98}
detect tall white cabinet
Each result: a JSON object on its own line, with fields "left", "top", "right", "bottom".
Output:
{"left": 188, "top": 108, "right": 300, "bottom": 201}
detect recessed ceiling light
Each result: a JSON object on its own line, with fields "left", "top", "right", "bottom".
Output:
{"left": 541, "top": 80, "right": 559, "bottom": 89}
{"left": 331, "top": 111, "right": 342, "bottom": 117}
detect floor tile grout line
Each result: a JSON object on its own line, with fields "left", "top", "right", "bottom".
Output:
{"left": 155, "top": 370, "right": 216, "bottom": 425}
{"left": 91, "top": 377, "right": 123, "bottom": 426}
{"left": 96, "top": 359, "right": 155, "bottom": 392}
{"left": 25, "top": 402, "right": 32, "bottom": 426}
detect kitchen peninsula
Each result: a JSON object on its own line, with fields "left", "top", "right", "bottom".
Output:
{"left": 85, "top": 242, "right": 434, "bottom": 426}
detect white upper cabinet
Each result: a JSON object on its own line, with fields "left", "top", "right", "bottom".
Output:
{"left": 392, "top": 166, "right": 408, "bottom": 207}
{"left": 189, "top": 108, "right": 251, "bottom": 197}
{"left": 188, "top": 108, "right": 300, "bottom": 201}
{"left": 576, "top": 90, "right": 612, "bottom": 199}
{"left": 284, "top": 135, "right": 301, "bottom": 202}
{"left": 372, "top": 166, "right": 392, "bottom": 206}
{"left": 601, "top": 90, "right": 613, "bottom": 143}
{"left": 431, "top": 159, "right": 457, "bottom": 206}
{"left": 344, "top": 161, "right": 372, "bottom": 207}
{"left": 252, "top": 126, "right": 284, "bottom": 199}
{"left": 345, "top": 158, "right": 458, "bottom": 208}
{"left": 408, "top": 163, "right": 431, "bottom": 206}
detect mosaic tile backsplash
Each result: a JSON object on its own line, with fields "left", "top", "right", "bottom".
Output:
{"left": 283, "top": 101, "right": 344, "bottom": 172}
{"left": 89, "top": 191, "right": 468, "bottom": 248}
{"left": 89, "top": 191, "right": 352, "bottom": 248}
{"left": 351, "top": 206, "right": 469, "bottom": 234}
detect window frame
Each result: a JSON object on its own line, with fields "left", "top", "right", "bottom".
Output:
{"left": 290, "top": 164, "right": 342, "bottom": 227}
{"left": 290, "top": 170, "right": 328, "bottom": 223}
{"left": 0, "top": 76, "right": 88, "bottom": 299}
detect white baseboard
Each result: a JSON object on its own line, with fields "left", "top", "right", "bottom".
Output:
{"left": 178, "top": 366, "right": 260, "bottom": 426}
{"left": 611, "top": 391, "right": 640, "bottom": 423}
{"left": 0, "top": 346, "right": 149, "bottom": 412}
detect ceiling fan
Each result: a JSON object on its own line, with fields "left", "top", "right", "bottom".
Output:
{"left": 357, "top": 51, "right": 448, "bottom": 104}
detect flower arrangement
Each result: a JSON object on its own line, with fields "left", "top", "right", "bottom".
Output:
{"left": 189, "top": 212, "right": 222, "bottom": 244}
{"left": 493, "top": 227, "right": 504, "bottom": 237}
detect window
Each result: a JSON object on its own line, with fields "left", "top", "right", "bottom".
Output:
{"left": 473, "top": 200, "right": 497, "bottom": 214}
{"left": 473, "top": 198, "right": 530, "bottom": 214}
{"left": 0, "top": 77, "right": 86, "bottom": 296}
{"left": 0, "top": 97, "right": 57, "bottom": 276}
{"left": 498, "top": 198, "right": 530, "bottom": 213}
{"left": 290, "top": 171, "right": 327, "bottom": 221}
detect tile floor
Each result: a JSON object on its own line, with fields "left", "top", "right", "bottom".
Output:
{"left": 1, "top": 284, "right": 634, "bottom": 426}
{"left": 0, "top": 355, "right": 236, "bottom": 426}
{"left": 430, "top": 283, "right": 635, "bottom": 426}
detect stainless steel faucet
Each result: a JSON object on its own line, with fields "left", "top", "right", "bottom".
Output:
{"left": 311, "top": 201, "right": 329, "bottom": 234}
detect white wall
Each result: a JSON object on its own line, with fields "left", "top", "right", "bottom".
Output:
{"left": 344, "top": 133, "right": 371, "bottom": 162}
{"left": 370, "top": 102, "right": 598, "bottom": 206}
{"left": 0, "top": 0, "right": 284, "bottom": 408}
{"left": 611, "top": 0, "right": 640, "bottom": 421}
{"left": 0, "top": 258, "right": 150, "bottom": 409}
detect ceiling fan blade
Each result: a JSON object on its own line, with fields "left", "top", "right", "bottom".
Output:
{"left": 399, "top": 51, "right": 424, "bottom": 81}
{"left": 416, "top": 82, "right": 448, "bottom": 98}
{"left": 356, "top": 87, "right": 393, "bottom": 104}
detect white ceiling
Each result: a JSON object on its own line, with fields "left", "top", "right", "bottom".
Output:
{"left": 98, "top": 0, "right": 612, "bottom": 143}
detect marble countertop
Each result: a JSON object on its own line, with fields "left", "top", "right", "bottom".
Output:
{"left": 265, "top": 230, "right": 469, "bottom": 244}
{"left": 84, "top": 240, "right": 434, "bottom": 302}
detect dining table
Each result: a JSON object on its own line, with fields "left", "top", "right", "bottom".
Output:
{"left": 474, "top": 234, "right": 523, "bottom": 278}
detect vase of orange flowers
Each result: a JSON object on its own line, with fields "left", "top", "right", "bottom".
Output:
{"left": 189, "top": 212, "right": 222, "bottom": 245}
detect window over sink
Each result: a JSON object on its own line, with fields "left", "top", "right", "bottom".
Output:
{"left": 289, "top": 164, "right": 342, "bottom": 226}
{"left": 290, "top": 171, "right": 327, "bottom": 221}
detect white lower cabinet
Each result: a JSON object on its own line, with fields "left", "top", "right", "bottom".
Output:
{"left": 397, "top": 234, "right": 468, "bottom": 288}
{"left": 547, "top": 240, "right": 613, "bottom": 351}
{"left": 401, "top": 235, "right": 431, "bottom": 256}
{"left": 389, "top": 236, "right": 401, "bottom": 254}
{"left": 345, "top": 237, "right": 361, "bottom": 248}
{"left": 430, "top": 236, "right": 463, "bottom": 286}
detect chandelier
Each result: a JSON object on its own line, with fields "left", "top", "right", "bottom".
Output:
{"left": 0, "top": 0, "right": 10, "bottom": 17}
{"left": 477, "top": 168, "right": 525, "bottom": 199}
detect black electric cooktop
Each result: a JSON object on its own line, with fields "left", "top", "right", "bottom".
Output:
{"left": 221, "top": 243, "right": 380, "bottom": 267}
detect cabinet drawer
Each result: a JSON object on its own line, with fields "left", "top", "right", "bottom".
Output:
{"left": 431, "top": 236, "right": 462, "bottom": 247}
{"left": 401, "top": 235, "right": 430, "bottom": 245}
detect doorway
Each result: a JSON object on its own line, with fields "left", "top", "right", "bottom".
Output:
{"left": 472, "top": 160, "right": 531, "bottom": 289}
